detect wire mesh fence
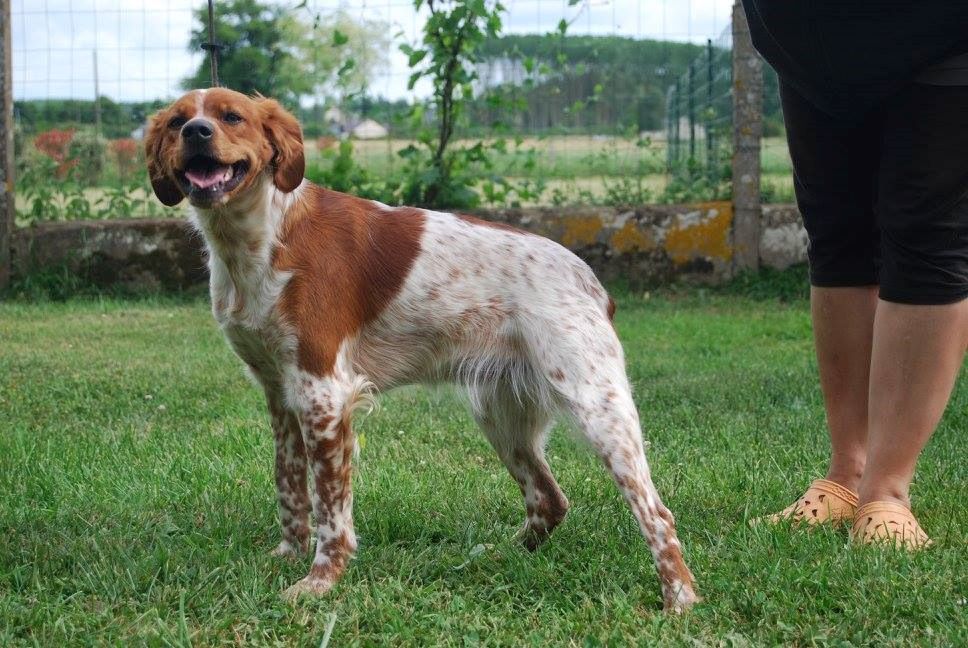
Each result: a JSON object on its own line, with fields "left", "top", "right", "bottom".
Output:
{"left": 664, "top": 21, "right": 787, "bottom": 203}
{"left": 9, "top": 1, "right": 769, "bottom": 223}
{"left": 664, "top": 23, "right": 732, "bottom": 201}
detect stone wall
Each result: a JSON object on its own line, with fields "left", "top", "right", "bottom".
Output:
{"left": 11, "top": 218, "right": 207, "bottom": 291}
{"left": 10, "top": 203, "right": 807, "bottom": 292}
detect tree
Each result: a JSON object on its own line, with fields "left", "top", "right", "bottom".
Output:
{"left": 183, "top": 0, "right": 388, "bottom": 109}
{"left": 184, "top": 0, "right": 310, "bottom": 105}
{"left": 296, "top": 9, "right": 391, "bottom": 107}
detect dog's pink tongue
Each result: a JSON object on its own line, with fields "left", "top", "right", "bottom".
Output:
{"left": 186, "top": 165, "right": 230, "bottom": 189}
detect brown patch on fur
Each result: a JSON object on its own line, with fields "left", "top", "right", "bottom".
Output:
{"left": 512, "top": 449, "right": 569, "bottom": 548}
{"left": 274, "top": 187, "right": 425, "bottom": 374}
{"left": 607, "top": 296, "right": 616, "bottom": 320}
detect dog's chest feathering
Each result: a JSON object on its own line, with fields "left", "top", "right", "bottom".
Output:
{"left": 194, "top": 180, "right": 304, "bottom": 379}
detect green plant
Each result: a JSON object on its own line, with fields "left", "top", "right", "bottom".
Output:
{"left": 306, "top": 139, "right": 400, "bottom": 204}
{"left": 396, "top": 0, "right": 506, "bottom": 209}
{"left": 14, "top": 154, "right": 95, "bottom": 223}
{"left": 660, "top": 155, "right": 730, "bottom": 204}
{"left": 15, "top": 152, "right": 162, "bottom": 224}
{"left": 16, "top": 155, "right": 61, "bottom": 222}
{"left": 68, "top": 130, "right": 107, "bottom": 186}
{"left": 5, "top": 261, "right": 94, "bottom": 301}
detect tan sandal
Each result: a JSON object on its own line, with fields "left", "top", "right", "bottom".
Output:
{"left": 850, "top": 501, "right": 933, "bottom": 550}
{"left": 754, "top": 478, "right": 859, "bottom": 526}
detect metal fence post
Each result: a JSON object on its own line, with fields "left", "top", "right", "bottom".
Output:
{"left": 0, "top": 0, "right": 13, "bottom": 290}
{"left": 687, "top": 61, "right": 695, "bottom": 160}
{"left": 731, "top": 0, "right": 762, "bottom": 271}
{"left": 665, "top": 86, "right": 674, "bottom": 170}
{"left": 672, "top": 77, "right": 681, "bottom": 165}
{"left": 706, "top": 38, "right": 715, "bottom": 185}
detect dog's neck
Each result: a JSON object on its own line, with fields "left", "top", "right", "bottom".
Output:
{"left": 189, "top": 173, "right": 308, "bottom": 328}
{"left": 189, "top": 173, "right": 305, "bottom": 260}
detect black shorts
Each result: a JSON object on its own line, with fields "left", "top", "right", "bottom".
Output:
{"left": 780, "top": 81, "right": 968, "bottom": 304}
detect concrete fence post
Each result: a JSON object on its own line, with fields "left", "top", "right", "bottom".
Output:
{"left": 0, "top": 0, "right": 13, "bottom": 290}
{"left": 731, "top": 0, "right": 762, "bottom": 272}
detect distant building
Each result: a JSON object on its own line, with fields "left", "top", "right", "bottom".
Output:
{"left": 351, "top": 118, "right": 388, "bottom": 139}
{"left": 324, "top": 106, "right": 388, "bottom": 139}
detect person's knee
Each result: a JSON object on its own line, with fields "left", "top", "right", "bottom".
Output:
{"left": 877, "top": 217, "right": 968, "bottom": 305}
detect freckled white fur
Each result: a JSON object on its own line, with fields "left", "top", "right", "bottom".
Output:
{"left": 355, "top": 210, "right": 613, "bottom": 409}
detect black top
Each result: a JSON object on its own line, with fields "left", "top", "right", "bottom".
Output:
{"left": 742, "top": 1, "right": 968, "bottom": 121}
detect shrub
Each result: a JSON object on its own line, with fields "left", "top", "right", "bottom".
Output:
{"left": 68, "top": 131, "right": 107, "bottom": 186}
{"left": 34, "top": 129, "right": 77, "bottom": 178}
{"left": 110, "top": 138, "right": 141, "bottom": 180}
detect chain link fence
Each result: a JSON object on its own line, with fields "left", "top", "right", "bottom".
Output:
{"left": 664, "top": 21, "right": 785, "bottom": 203}
{"left": 664, "top": 25, "right": 733, "bottom": 200}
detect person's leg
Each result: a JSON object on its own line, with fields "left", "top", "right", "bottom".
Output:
{"left": 851, "top": 82, "right": 968, "bottom": 544}
{"left": 758, "top": 83, "right": 882, "bottom": 525}
{"left": 859, "top": 299, "right": 968, "bottom": 507}
{"left": 811, "top": 286, "right": 879, "bottom": 493}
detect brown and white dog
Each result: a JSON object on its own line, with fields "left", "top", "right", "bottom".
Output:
{"left": 145, "top": 88, "right": 698, "bottom": 612}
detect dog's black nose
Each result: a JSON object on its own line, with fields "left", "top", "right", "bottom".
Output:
{"left": 182, "top": 119, "right": 214, "bottom": 143}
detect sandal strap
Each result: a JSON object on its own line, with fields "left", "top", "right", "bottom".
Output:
{"left": 808, "top": 478, "right": 860, "bottom": 506}
{"left": 854, "top": 501, "right": 913, "bottom": 519}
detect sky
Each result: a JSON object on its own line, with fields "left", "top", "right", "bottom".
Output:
{"left": 11, "top": 0, "right": 736, "bottom": 103}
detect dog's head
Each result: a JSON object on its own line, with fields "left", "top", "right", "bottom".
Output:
{"left": 145, "top": 88, "right": 305, "bottom": 208}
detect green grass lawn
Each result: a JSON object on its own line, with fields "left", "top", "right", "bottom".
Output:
{"left": 1, "top": 286, "right": 965, "bottom": 646}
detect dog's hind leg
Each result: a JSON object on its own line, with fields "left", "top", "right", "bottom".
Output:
{"left": 566, "top": 381, "right": 698, "bottom": 611}
{"left": 469, "top": 382, "right": 569, "bottom": 550}
{"left": 530, "top": 311, "right": 699, "bottom": 612}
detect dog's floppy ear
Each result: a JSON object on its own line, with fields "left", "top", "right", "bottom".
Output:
{"left": 259, "top": 98, "right": 305, "bottom": 193}
{"left": 144, "top": 111, "right": 184, "bottom": 207}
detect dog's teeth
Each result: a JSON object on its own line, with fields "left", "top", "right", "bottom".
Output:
{"left": 224, "top": 166, "right": 234, "bottom": 180}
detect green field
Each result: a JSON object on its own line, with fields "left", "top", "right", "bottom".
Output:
{"left": 4, "top": 278, "right": 961, "bottom": 645}
{"left": 14, "top": 136, "right": 795, "bottom": 223}
{"left": 307, "top": 135, "right": 795, "bottom": 206}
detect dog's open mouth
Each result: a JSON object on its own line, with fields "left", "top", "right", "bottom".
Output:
{"left": 177, "top": 155, "right": 248, "bottom": 203}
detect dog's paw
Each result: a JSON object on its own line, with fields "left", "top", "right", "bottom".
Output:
{"left": 282, "top": 575, "right": 335, "bottom": 602}
{"left": 270, "top": 539, "right": 306, "bottom": 560}
{"left": 662, "top": 585, "right": 701, "bottom": 614}
{"left": 515, "top": 525, "right": 548, "bottom": 552}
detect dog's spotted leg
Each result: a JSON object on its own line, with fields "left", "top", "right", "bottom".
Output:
{"left": 282, "top": 367, "right": 362, "bottom": 601}
{"left": 470, "top": 385, "right": 569, "bottom": 550}
{"left": 564, "top": 386, "right": 699, "bottom": 613}
{"left": 530, "top": 311, "right": 699, "bottom": 612}
{"left": 268, "top": 401, "right": 311, "bottom": 558}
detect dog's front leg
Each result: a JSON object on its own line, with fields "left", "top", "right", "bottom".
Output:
{"left": 282, "top": 370, "right": 358, "bottom": 600}
{"left": 267, "top": 398, "right": 311, "bottom": 558}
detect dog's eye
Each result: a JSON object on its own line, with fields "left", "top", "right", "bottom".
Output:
{"left": 224, "top": 112, "right": 243, "bottom": 125}
{"left": 168, "top": 115, "right": 187, "bottom": 129}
